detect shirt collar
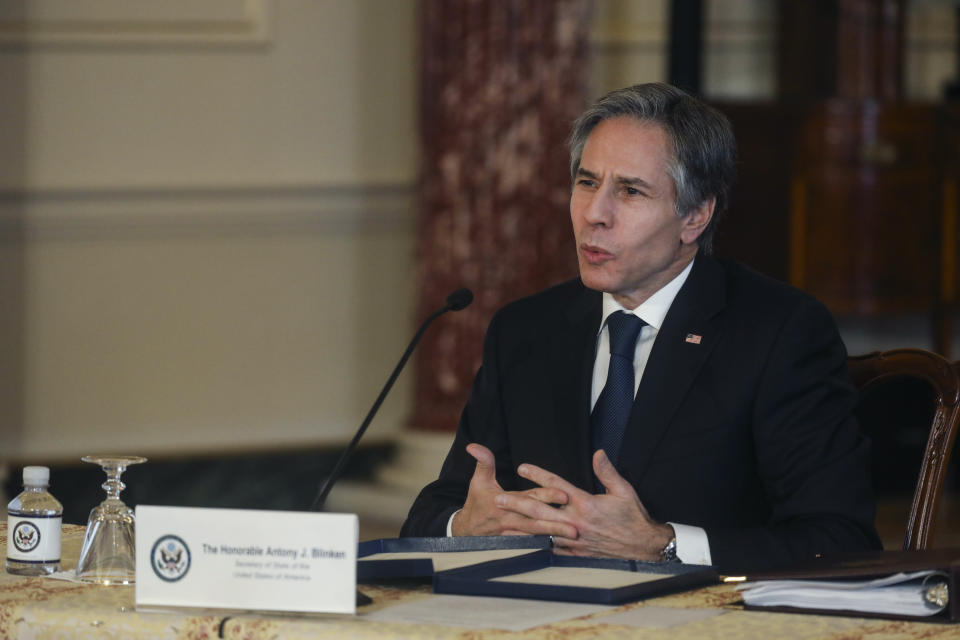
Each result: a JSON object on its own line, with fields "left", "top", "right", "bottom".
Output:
{"left": 599, "top": 257, "right": 695, "bottom": 333}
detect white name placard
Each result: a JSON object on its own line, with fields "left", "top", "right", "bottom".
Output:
{"left": 135, "top": 505, "right": 358, "bottom": 614}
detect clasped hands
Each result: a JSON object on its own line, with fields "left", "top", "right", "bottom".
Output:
{"left": 450, "top": 443, "right": 673, "bottom": 562}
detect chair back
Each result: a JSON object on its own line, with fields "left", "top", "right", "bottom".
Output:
{"left": 847, "top": 348, "right": 960, "bottom": 550}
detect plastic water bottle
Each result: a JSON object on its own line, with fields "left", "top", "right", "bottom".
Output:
{"left": 6, "top": 466, "right": 62, "bottom": 575}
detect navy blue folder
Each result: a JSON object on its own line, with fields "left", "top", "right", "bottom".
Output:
{"left": 433, "top": 548, "right": 719, "bottom": 605}
{"left": 357, "top": 536, "right": 551, "bottom": 580}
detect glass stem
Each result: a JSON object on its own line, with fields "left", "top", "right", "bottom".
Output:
{"left": 102, "top": 465, "right": 127, "bottom": 502}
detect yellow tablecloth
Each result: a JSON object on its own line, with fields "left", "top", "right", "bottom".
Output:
{"left": 1, "top": 522, "right": 956, "bottom": 639}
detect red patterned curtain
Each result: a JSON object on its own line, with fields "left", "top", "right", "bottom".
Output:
{"left": 411, "top": 0, "right": 593, "bottom": 432}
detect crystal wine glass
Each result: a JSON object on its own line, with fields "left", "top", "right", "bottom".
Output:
{"left": 75, "top": 455, "right": 147, "bottom": 585}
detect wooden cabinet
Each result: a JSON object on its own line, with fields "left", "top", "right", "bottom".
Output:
{"left": 791, "top": 101, "right": 941, "bottom": 315}
{"left": 710, "top": 0, "right": 956, "bottom": 355}
{"left": 717, "top": 101, "right": 952, "bottom": 354}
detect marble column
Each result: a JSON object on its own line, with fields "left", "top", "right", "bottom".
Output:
{"left": 412, "top": 0, "right": 592, "bottom": 433}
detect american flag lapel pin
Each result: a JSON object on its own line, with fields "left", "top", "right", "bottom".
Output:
{"left": 685, "top": 333, "right": 702, "bottom": 345}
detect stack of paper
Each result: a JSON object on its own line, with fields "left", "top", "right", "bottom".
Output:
{"left": 738, "top": 570, "right": 949, "bottom": 617}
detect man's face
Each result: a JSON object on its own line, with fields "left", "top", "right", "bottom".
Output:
{"left": 570, "top": 116, "right": 708, "bottom": 309}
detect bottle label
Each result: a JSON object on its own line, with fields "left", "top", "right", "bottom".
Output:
{"left": 6, "top": 513, "right": 61, "bottom": 563}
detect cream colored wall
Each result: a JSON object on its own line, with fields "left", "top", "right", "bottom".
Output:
{"left": 0, "top": 0, "right": 418, "bottom": 461}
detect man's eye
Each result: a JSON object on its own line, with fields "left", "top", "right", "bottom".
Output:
{"left": 577, "top": 179, "right": 596, "bottom": 188}
{"left": 624, "top": 187, "right": 641, "bottom": 196}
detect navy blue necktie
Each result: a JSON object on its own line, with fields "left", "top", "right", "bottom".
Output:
{"left": 591, "top": 311, "right": 645, "bottom": 470}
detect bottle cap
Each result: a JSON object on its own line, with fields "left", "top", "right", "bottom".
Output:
{"left": 22, "top": 466, "right": 50, "bottom": 486}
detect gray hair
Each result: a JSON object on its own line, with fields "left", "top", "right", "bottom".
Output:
{"left": 568, "top": 83, "right": 736, "bottom": 253}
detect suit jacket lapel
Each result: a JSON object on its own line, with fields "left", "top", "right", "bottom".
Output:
{"left": 549, "top": 282, "right": 602, "bottom": 490}
{"left": 618, "top": 253, "right": 727, "bottom": 487}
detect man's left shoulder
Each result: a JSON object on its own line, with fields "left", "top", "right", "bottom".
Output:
{"left": 711, "top": 257, "right": 831, "bottom": 318}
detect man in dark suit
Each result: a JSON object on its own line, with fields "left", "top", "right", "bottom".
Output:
{"left": 400, "top": 83, "right": 881, "bottom": 572}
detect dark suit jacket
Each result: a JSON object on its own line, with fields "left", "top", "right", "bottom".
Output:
{"left": 400, "top": 253, "right": 881, "bottom": 572}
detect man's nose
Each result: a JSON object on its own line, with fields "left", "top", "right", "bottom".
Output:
{"left": 583, "top": 187, "right": 614, "bottom": 226}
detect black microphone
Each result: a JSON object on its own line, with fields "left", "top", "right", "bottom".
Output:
{"left": 309, "top": 288, "right": 474, "bottom": 511}
{"left": 445, "top": 287, "right": 473, "bottom": 311}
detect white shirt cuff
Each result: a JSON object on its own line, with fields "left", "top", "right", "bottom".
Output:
{"left": 446, "top": 509, "right": 461, "bottom": 536}
{"left": 668, "top": 522, "right": 712, "bottom": 565}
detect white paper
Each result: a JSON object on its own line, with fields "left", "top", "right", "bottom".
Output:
{"left": 360, "top": 548, "right": 538, "bottom": 572}
{"left": 738, "top": 570, "right": 948, "bottom": 617}
{"left": 363, "top": 594, "right": 613, "bottom": 631}
{"left": 597, "top": 605, "right": 727, "bottom": 628}
{"left": 45, "top": 569, "right": 83, "bottom": 583}
{"left": 135, "top": 505, "right": 358, "bottom": 614}
{"left": 491, "top": 566, "right": 667, "bottom": 589}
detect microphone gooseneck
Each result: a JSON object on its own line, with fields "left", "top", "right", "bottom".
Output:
{"left": 309, "top": 288, "right": 474, "bottom": 511}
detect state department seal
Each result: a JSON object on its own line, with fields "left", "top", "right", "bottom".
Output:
{"left": 12, "top": 521, "right": 41, "bottom": 553}
{"left": 151, "top": 535, "right": 191, "bottom": 582}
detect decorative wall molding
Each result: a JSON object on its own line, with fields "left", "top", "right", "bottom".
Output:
{"left": 704, "top": 19, "right": 774, "bottom": 50}
{"left": 591, "top": 8, "right": 775, "bottom": 53}
{"left": 0, "top": 182, "right": 415, "bottom": 240}
{"left": 0, "top": 0, "right": 272, "bottom": 48}
{"left": 908, "top": 5, "right": 957, "bottom": 50}
{"left": 590, "top": 21, "right": 665, "bottom": 51}
{"left": 590, "top": 5, "right": 954, "bottom": 54}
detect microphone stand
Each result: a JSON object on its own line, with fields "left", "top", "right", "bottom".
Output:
{"left": 308, "top": 289, "right": 472, "bottom": 608}
{"left": 309, "top": 289, "right": 473, "bottom": 512}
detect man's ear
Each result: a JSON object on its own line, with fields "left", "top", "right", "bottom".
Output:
{"left": 680, "top": 197, "right": 715, "bottom": 246}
